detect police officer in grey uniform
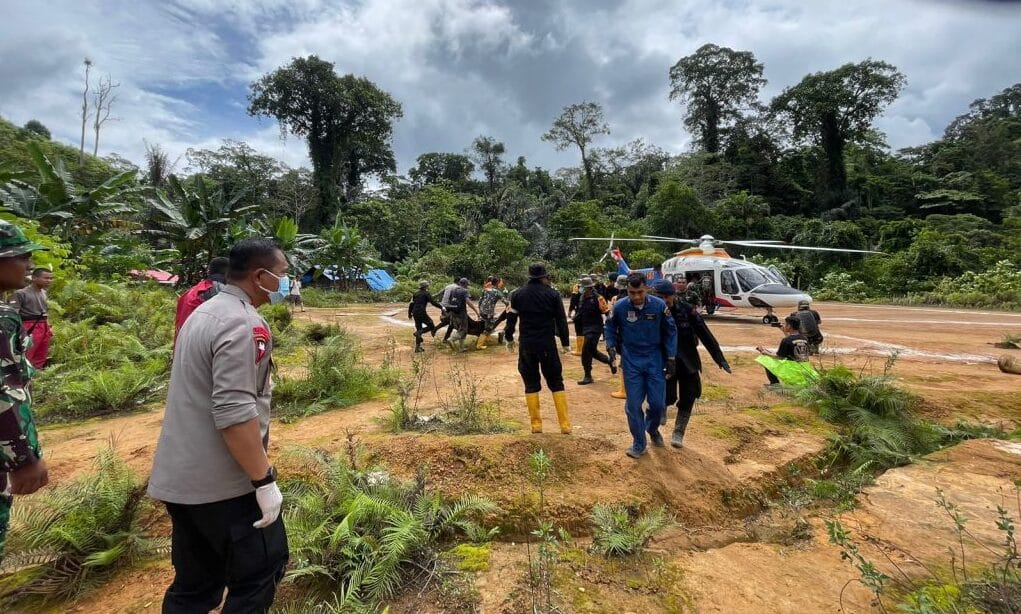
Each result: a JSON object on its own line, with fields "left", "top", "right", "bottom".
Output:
{"left": 149, "top": 239, "right": 289, "bottom": 613}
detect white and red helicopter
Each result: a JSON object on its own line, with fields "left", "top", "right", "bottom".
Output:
{"left": 571, "top": 234, "right": 883, "bottom": 324}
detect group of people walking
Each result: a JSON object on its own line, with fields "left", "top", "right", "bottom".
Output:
{"left": 0, "top": 215, "right": 826, "bottom": 613}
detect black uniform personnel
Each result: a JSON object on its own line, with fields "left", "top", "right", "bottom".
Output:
{"left": 765, "top": 332, "right": 810, "bottom": 384}
{"left": 791, "top": 305, "right": 823, "bottom": 353}
{"left": 576, "top": 287, "right": 614, "bottom": 384}
{"left": 665, "top": 299, "right": 730, "bottom": 445}
{"left": 567, "top": 283, "right": 583, "bottom": 350}
{"left": 505, "top": 275, "right": 570, "bottom": 394}
{"left": 408, "top": 285, "right": 443, "bottom": 352}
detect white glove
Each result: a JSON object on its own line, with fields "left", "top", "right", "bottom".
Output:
{"left": 253, "top": 482, "right": 283, "bottom": 529}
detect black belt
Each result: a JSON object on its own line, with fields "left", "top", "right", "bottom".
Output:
{"left": 22, "top": 314, "right": 47, "bottom": 322}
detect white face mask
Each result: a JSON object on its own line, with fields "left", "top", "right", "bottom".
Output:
{"left": 258, "top": 270, "right": 291, "bottom": 304}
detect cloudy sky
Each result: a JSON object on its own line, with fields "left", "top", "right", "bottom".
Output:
{"left": 1, "top": 0, "right": 1018, "bottom": 176}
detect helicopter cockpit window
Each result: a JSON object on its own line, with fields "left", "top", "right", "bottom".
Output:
{"left": 766, "top": 265, "right": 789, "bottom": 286}
{"left": 720, "top": 271, "right": 739, "bottom": 294}
{"left": 735, "top": 268, "right": 769, "bottom": 292}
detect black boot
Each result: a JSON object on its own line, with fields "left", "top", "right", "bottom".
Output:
{"left": 671, "top": 408, "right": 692, "bottom": 448}
{"left": 577, "top": 372, "right": 594, "bottom": 385}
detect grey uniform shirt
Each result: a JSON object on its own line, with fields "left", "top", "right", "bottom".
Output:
{"left": 12, "top": 286, "right": 47, "bottom": 318}
{"left": 148, "top": 285, "right": 274, "bottom": 505}
{"left": 440, "top": 283, "right": 458, "bottom": 310}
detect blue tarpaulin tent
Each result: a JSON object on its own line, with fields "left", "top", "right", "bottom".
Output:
{"left": 301, "top": 266, "right": 396, "bottom": 291}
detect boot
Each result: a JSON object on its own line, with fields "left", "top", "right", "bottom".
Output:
{"left": 572, "top": 337, "right": 584, "bottom": 356}
{"left": 526, "top": 393, "right": 542, "bottom": 433}
{"left": 577, "top": 372, "right": 593, "bottom": 385}
{"left": 552, "top": 390, "right": 571, "bottom": 434}
{"left": 415, "top": 343, "right": 425, "bottom": 353}
{"left": 671, "top": 408, "right": 693, "bottom": 448}
{"left": 476, "top": 333, "right": 491, "bottom": 350}
{"left": 610, "top": 370, "right": 627, "bottom": 399}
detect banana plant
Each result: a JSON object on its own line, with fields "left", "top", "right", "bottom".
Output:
{"left": 315, "top": 217, "right": 381, "bottom": 288}
{"left": 0, "top": 142, "right": 141, "bottom": 252}
{"left": 143, "top": 175, "right": 260, "bottom": 284}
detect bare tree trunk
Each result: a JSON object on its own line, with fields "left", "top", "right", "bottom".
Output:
{"left": 92, "top": 75, "right": 120, "bottom": 157}
{"left": 79, "top": 59, "right": 92, "bottom": 167}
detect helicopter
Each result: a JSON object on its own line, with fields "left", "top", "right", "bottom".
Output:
{"left": 571, "top": 234, "right": 883, "bottom": 324}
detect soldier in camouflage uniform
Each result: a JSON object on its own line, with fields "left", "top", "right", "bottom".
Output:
{"left": 0, "top": 220, "right": 49, "bottom": 563}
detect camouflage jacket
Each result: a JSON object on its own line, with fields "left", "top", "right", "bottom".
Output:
{"left": 479, "top": 287, "right": 509, "bottom": 317}
{"left": 0, "top": 304, "right": 40, "bottom": 475}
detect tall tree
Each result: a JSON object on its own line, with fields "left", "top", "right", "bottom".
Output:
{"left": 668, "top": 44, "right": 766, "bottom": 154}
{"left": 186, "top": 140, "right": 282, "bottom": 213}
{"left": 409, "top": 152, "right": 474, "bottom": 186}
{"left": 541, "top": 101, "right": 609, "bottom": 199}
{"left": 470, "top": 135, "right": 506, "bottom": 193}
{"left": 78, "top": 58, "right": 92, "bottom": 168}
{"left": 248, "top": 55, "right": 402, "bottom": 228}
{"left": 91, "top": 75, "right": 119, "bottom": 157}
{"left": 770, "top": 59, "right": 906, "bottom": 209}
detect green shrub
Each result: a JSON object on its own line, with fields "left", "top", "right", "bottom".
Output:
{"left": 303, "top": 322, "right": 345, "bottom": 344}
{"left": 259, "top": 302, "right": 292, "bottom": 333}
{"left": 590, "top": 503, "right": 673, "bottom": 557}
{"left": 0, "top": 447, "right": 168, "bottom": 604}
{"left": 796, "top": 365, "right": 940, "bottom": 472}
{"left": 273, "top": 327, "right": 388, "bottom": 420}
{"left": 280, "top": 447, "right": 498, "bottom": 609}
{"left": 36, "top": 359, "right": 166, "bottom": 420}
{"left": 811, "top": 271, "right": 872, "bottom": 302}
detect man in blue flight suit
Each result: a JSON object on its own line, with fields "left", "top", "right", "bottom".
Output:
{"left": 604, "top": 273, "right": 677, "bottom": 458}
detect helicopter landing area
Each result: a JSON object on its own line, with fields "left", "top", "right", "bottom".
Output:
{"left": 706, "top": 301, "right": 1019, "bottom": 366}
{"left": 373, "top": 301, "right": 1018, "bottom": 368}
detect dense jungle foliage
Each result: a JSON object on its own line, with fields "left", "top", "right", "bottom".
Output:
{"left": 1, "top": 49, "right": 1018, "bottom": 307}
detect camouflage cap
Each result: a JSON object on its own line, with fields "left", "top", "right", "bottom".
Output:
{"left": 0, "top": 220, "right": 46, "bottom": 258}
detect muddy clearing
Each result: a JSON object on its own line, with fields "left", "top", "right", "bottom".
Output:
{"left": 27, "top": 301, "right": 1021, "bottom": 613}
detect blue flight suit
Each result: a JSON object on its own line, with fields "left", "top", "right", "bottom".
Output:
{"left": 604, "top": 295, "right": 677, "bottom": 454}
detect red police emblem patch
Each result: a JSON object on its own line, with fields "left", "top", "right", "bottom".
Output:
{"left": 253, "top": 326, "right": 271, "bottom": 363}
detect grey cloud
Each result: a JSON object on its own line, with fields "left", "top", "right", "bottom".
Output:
{"left": 2, "top": 0, "right": 1019, "bottom": 178}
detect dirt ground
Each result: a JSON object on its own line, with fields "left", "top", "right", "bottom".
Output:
{"left": 24, "top": 301, "right": 1021, "bottom": 613}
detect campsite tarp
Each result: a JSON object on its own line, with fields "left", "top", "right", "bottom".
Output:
{"left": 301, "top": 266, "right": 395, "bottom": 291}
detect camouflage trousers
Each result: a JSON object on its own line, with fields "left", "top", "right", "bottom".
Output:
{"left": 0, "top": 490, "right": 11, "bottom": 564}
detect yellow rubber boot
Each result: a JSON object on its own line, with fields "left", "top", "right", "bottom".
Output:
{"left": 552, "top": 390, "right": 571, "bottom": 434}
{"left": 572, "top": 336, "right": 584, "bottom": 356}
{"left": 610, "top": 368, "right": 627, "bottom": 399}
{"left": 526, "top": 393, "right": 542, "bottom": 433}
{"left": 476, "top": 333, "right": 491, "bottom": 350}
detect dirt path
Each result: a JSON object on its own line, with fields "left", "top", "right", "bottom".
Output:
{"left": 23, "top": 300, "right": 1021, "bottom": 613}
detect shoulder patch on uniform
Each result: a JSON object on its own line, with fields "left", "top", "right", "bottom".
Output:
{"left": 253, "top": 325, "right": 271, "bottom": 363}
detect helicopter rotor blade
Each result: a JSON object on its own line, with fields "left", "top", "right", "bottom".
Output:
{"left": 569, "top": 237, "right": 681, "bottom": 243}
{"left": 719, "top": 239, "right": 785, "bottom": 245}
{"left": 640, "top": 235, "right": 699, "bottom": 243}
{"left": 728, "top": 242, "right": 885, "bottom": 254}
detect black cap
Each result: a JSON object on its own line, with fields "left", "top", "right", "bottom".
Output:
{"left": 528, "top": 262, "right": 549, "bottom": 280}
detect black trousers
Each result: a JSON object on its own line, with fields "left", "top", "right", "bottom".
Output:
{"left": 666, "top": 369, "right": 701, "bottom": 412}
{"left": 580, "top": 331, "right": 610, "bottom": 375}
{"left": 163, "top": 493, "right": 288, "bottom": 614}
{"left": 518, "top": 344, "right": 565, "bottom": 393}
{"left": 413, "top": 313, "right": 436, "bottom": 345}
{"left": 765, "top": 368, "right": 780, "bottom": 384}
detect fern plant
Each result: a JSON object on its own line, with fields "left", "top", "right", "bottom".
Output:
{"left": 0, "top": 447, "right": 169, "bottom": 604}
{"left": 590, "top": 503, "right": 674, "bottom": 557}
{"left": 795, "top": 365, "right": 941, "bottom": 472}
{"left": 280, "top": 447, "right": 499, "bottom": 609}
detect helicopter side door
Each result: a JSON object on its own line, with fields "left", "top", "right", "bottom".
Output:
{"left": 715, "top": 268, "right": 745, "bottom": 308}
